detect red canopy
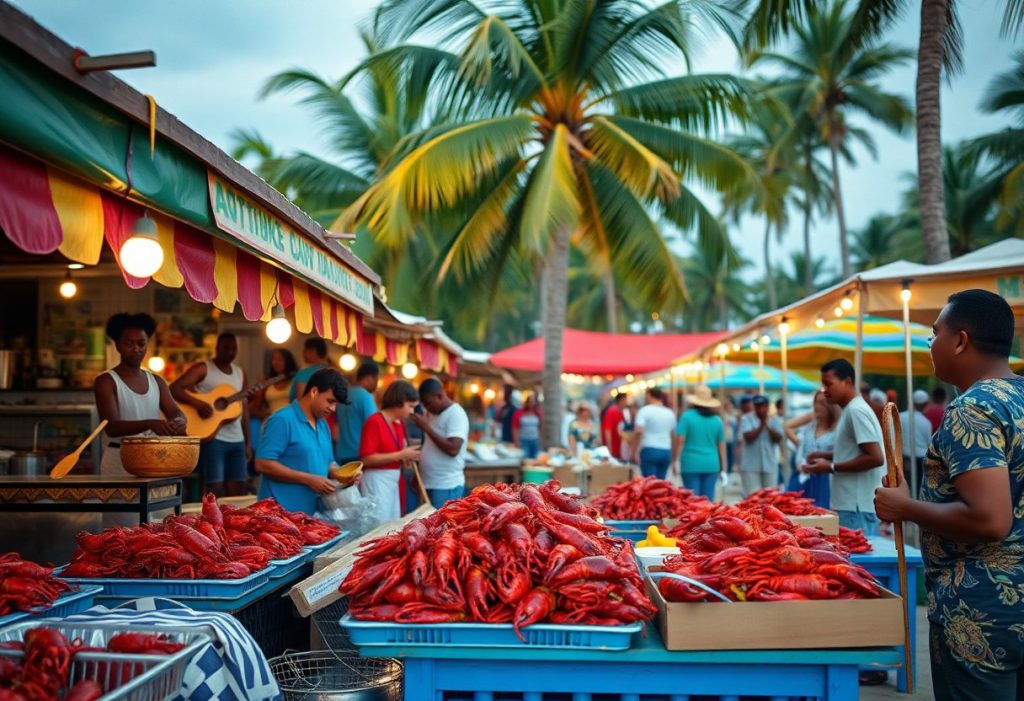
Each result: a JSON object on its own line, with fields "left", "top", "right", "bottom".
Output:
{"left": 488, "top": 329, "right": 726, "bottom": 376}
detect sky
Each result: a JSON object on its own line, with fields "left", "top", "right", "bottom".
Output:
{"left": 10, "top": 0, "right": 1021, "bottom": 284}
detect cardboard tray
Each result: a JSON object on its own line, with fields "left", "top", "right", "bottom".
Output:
{"left": 645, "top": 573, "right": 904, "bottom": 650}
{"left": 788, "top": 513, "right": 840, "bottom": 535}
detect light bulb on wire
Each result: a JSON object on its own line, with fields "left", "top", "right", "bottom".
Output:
{"left": 401, "top": 362, "right": 419, "bottom": 380}
{"left": 815, "top": 317, "right": 826, "bottom": 329}
{"left": 265, "top": 304, "right": 292, "bottom": 344}
{"left": 147, "top": 355, "right": 166, "bottom": 373}
{"left": 119, "top": 212, "right": 164, "bottom": 278}
{"left": 834, "top": 306, "right": 844, "bottom": 318}
{"left": 58, "top": 271, "right": 77, "bottom": 299}
{"left": 840, "top": 295, "right": 854, "bottom": 311}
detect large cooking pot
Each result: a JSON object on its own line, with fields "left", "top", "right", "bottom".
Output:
{"left": 11, "top": 451, "right": 48, "bottom": 476}
{"left": 120, "top": 436, "right": 200, "bottom": 477}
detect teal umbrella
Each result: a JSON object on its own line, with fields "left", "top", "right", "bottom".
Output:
{"left": 702, "top": 362, "right": 819, "bottom": 392}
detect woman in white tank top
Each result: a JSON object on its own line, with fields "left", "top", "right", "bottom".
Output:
{"left": 94, "top": 313, "right": 187, "bottom": 477}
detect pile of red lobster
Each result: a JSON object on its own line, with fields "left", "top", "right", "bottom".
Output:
{"left": 737, "top": 488, "right": 831, "bottom": 516}
{"left": 657, "top": 504, "right": 881, "bottom": 602}
{"left": 0, "top": 627, "right": 182, "bottom": 701}
{"left": 836, "top": 526, "right": 873, "bottom": 554}
{"left": 342, "top": 481, "right": 657, "bottom": 638}
{"left": 591, "top": 477, "right": 710, "bottom": 521}
{"left": 64, "top": 495, "right": 339, "bottom": 580}
{"left": 0, "top": 555, "right": 74, "bottom": 616}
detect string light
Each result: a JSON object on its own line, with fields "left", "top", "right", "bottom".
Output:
{"left": 147, "top": 355, "right": 166, "bottom": 373}
{"left": 265, "top": 304, "right": 292, "bottom": 344}
{"left": 901, "top": 281, "right": 912, "bottom": 302}
{"left": 483, "top": 388, "right": 496, "bottom": 401}
{"left": 778, "top": 318, "right": 790, "bottom": 335}
{"left": 840, "top": 294, "right": 854, "bottom": 311}
{"left": 401, "top": 362, "right": 419, "bottom": 380}
{"left": 58, "top": 271, "right": 77, "bottom": 299}
{"left": 469, "top": 382, "right": 480, "bottom": 394}
{"left": 119, "top": 212, "right": 164, "bottom": 278}
{"left": 816, "top": 317, "right": 826, "bottom": 329}
{"left": 834, "top": 306, "right": 844, "bottom": 318}
{"left": 715, "top": 343, "right": 729, "bottom": 356}
{"left": 761, "top": 335, "right": 771, "bottom": 345}
{"left": 731, "top": 343, "right": 741, "bottom": 353}
{"left": 338, "top": 353, "right": 357, "bottom": 372}
{"left": 750, "top": 341, "right": 759, "bottom": 351}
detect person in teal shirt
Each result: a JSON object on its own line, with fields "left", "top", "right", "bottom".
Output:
{"left": 673, "top": 385, "right": 725, "bottom": 500}
{"left": 290, "top": 337, "right": 330, "bottom": 401}
{"left": 257, "top": 368, "right": 356, "bottom": 515}
{"left": 336, "top": 360, "right": 380, "bottom": 463}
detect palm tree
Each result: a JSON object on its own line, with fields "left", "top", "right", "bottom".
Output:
{"left": 743, "top": 0, "right": 1024, "bottom": 265}
{"left": 754, "top": 251, "right": 837, "bottom": 309}
{"left": 748, "top": 1, "right": 913, "bottom": 279}
{"left": 677, "top": 245, "right": 753, "bottom": 332}
{"left": 899, "top": 143, "right": 1005, "bottom": 257}
{"left": 337, "top": 0, "right": 756, "bottom": 445}
{"left": 851, "top": 213, "right": 920, "bottom": 270}
{"left": 971, "top": 52, "right": 1024, "bottom": 235}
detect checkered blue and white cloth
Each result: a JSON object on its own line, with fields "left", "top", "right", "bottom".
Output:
{"left": 65, "top": 597, "right": 282, "bottom": 701}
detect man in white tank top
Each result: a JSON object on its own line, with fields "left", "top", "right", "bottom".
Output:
{"left": 171, "top": 334, "right": 251, "bottom": 497}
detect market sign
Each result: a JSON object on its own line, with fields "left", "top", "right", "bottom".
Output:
{"left": 207, "top": 172, "right": 374, "bottom": 315}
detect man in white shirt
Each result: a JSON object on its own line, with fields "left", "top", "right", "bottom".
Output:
{"left": 739, "top": 395, "right": 784, "bottom": 495}
{"left": 411, "top": 378, "right": 469, "bottom": 507}
{"left": 803, "top": 358, "right": 886, "bottom": 534}
{"left": 900, "top": 389, "right": 933, "bottom": 496}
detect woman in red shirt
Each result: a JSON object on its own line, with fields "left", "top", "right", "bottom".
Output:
{"left": 359, "top": 380, "right": 421, "bottom": 520}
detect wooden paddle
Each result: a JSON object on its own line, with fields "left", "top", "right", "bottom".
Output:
{"left": 50, "top": 419, "right": 108, "bottom": 479}
{"left": 881, "top": 402, "right": 914, "bottom": 694}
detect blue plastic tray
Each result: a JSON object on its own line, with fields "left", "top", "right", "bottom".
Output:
{"left": 604, "top": 520, "right": 659, "bottom": 530}
{"left": 0, "top": 584, "right": 103, "bottom": 628}
{"left": 268, "top": 551, "right": 308, "bottom": 580}
{"left": 299, "top": 532, "right": 347, "bottom": 563}
{"left": 58, "top": 566, "right": 270, "bottom": 599}
{"left": 341, "top": 614, "right": 641, "bottom": 650}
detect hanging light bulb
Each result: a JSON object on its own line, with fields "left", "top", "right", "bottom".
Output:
{"left": 778, "top": 319, "right": 790, "bottom": 335}
{"left": 750, "top": 341, "right": 759, "bottom": 351}
{"left": 58, "top": 271, "right": 78, "bottom": 299}
{"left": 761, "top": 335, "right": 771, "bottom": 345}
{"left": 401, "top": 362, "right": 419, "bottom": 380}
{"left": 339, "top": 353, "right": 358, "bottom": 372}
{"left": 147, "top": 355, "right": 166, "bottom": 373}
{"left": 815, "top": 317, "right": 826, "bottom": 329}
{"left": 469, "top": 382, "right": 480, "bottom": 394}
{"left": 731, "top": 343, "right": 741, "bottom": 353}
{"left": 834, "top": 306, "right": 844, "bottom": 318}
{"left": 840, "top": 294, "right": 854, "bottom": 311}
{"left": 119, "top": 212, "right": 164, "bottom": 278}
{"left": 900, "top": 281, "right": 912, "bottom": 302}
{"left": 265, "top": 304, "right": 292, "bottom": 344}
{"left": 715, "top": 343, "right": 729, "bottom": 357}
{"left": 483, "top": 388, "right": 496, "bottom": 401}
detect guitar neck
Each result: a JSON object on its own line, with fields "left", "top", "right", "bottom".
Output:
{"left": 224, "top": 374, "right": 287, "bottom": 404}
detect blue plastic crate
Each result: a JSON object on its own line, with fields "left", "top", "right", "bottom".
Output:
{"left": 341, "top": 614, "right": 641, "bottom": 650}
{"left": 58, "top": 566, "right": 270, "bottom": 599}
{"left": 0, "top": 585, "right": 103, "bottom": 628}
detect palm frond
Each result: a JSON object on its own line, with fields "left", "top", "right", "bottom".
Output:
{"left": 458, "top": 14, "right": 547, "bottom": 89}
{"left": 518, "top": 124, "right": 581, "bottom": 253}
{"left": 337, "top": 115, "right": 535, "bottom": 243}
{"left": 586, "top": 117, "right": 680, "bottom": 201}
{"left": 602, "top": 74, "right": 754, "bottom": 131}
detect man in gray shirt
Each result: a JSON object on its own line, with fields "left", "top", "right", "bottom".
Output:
{"left": 802, "top": 358, "right": 885, "bottom": 534}
{"left": 739, "top": 395, "right": 783, "bottom": 495}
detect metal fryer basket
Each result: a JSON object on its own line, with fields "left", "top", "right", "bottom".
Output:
{"left": 269, "top": 651, "right": 402, "bottom": 701}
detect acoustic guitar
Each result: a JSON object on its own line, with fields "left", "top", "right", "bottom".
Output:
{"left": 181, "top": 374, "right": 286, "bottom": 441}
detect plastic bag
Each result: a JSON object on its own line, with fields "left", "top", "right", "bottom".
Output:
{"left": 317, "top": 482, "right": 382, "bottom": 537}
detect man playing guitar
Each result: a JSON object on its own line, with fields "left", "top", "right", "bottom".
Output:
{"left": 171, "top": 333, "right": 252, "bottom": 497}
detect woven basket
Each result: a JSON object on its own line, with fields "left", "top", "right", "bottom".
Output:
{"left": 120, "top": 436, "right": 200, "bottom": 477}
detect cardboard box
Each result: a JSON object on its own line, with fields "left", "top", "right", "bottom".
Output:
{"left": 588, "top": 463, "right": 634, "bottom": 496}
{"left": 788, "top": 513, "right": 840, "bottom": 535}
{"left": 291, "top": 504, "right": 435, "bottom": 617}
{"left": 645, "top": 573, "right": 904, "bottom": 650}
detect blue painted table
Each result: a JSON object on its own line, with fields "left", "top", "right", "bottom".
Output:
{"left": 851, "top": 536, "right": 924, "bottom": 693}
{"left": 357, "top": 625, "right": 900, "bottom": 701}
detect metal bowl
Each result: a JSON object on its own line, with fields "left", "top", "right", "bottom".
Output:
{"left": 269, "top": 652, "right": 402, "bottom": 701}
{"left": 120, "top": 436, "right": 200, "bottom": 477}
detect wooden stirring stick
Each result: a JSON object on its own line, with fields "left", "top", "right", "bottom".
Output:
{"left": 881, "top": 402, "right": 914, "bottom": 694}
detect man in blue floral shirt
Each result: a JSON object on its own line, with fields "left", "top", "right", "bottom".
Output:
{"left": 876, "top": 289, "right": 1023, "bottom": 700}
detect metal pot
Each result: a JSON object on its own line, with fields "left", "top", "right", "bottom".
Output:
{"left": 10, "top": 451, "right": 48, "bottom": 476}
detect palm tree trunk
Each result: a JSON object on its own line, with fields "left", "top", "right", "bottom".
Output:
{"left": 802, "top": 143, "right": 814, "bottom": 293}
{"left": 541, "top": 225, "right": 572, "bottom": 448}
{"left": 603, "top": 271, "right": 619, "bottom": 333}
{"left": 917, "top": 0, "right": 952, "bottom": 264}
{"left": 718, "top": 288, "right": 728, "bottom": 329}
{"left": 828, "top": 139, "right": 851, "bottom": 278}
{"left": 764, "top": 220, "right": 777, "bottom": 310}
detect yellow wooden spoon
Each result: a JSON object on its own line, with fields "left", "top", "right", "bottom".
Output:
{"left": 50, "top": 419, "right": 108, "bottom": 479}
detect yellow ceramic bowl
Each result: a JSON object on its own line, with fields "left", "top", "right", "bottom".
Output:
{"left": 330, "top": 460, "right": 363, "bottom": 481}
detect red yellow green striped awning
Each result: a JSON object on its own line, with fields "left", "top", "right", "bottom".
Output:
{"left": 0, "top": 143, "right": 459, "bottom": 374}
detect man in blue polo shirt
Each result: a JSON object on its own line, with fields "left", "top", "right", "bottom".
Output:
{"left": 256, "top": 368, "right": 356, "bottom": 515}
{"left": 335, "top": 360, "right": 379, "bottom": 464}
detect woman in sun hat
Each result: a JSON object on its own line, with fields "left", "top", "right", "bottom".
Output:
{"left": 673, "top": 386, "right": 725, "bottom": 500}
